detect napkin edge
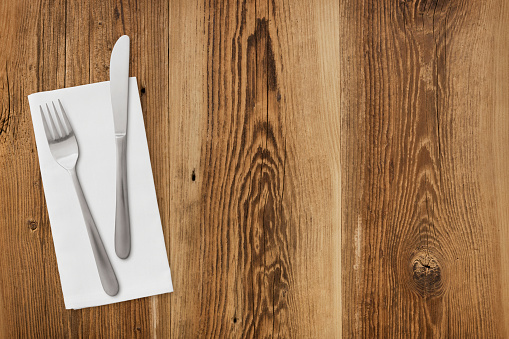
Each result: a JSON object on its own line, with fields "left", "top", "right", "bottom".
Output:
{"left": 65, "top": 284, "right": 174, "bottom": 310}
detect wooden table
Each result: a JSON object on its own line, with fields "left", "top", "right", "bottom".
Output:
{"left": 1, "top": 0, "right": 509, "bottom": 337}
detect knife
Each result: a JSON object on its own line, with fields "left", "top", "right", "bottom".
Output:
{"left": 110, "top": 35, "right": 131, "bottom": 259}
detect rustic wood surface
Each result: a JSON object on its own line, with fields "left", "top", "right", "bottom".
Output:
{"left": 1, "top": 0, "right": 509, "bottom": 338}
{"left": 341, "top": 0, "right": 509, "bottom": 337}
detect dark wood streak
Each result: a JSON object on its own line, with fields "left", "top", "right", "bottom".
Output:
{"left": 198, "top": 1, "right": 291, "bottom": 336}
{"left": 0, "top": 67, "right": 10, "bottom": 144}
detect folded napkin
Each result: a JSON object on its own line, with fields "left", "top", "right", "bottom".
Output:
{"left": 28, "top": 78, "right": 173, "bottom": 309}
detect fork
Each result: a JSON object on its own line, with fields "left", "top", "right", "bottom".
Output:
{"left": 40, "top": 100, "right": 119, "bottom": 296}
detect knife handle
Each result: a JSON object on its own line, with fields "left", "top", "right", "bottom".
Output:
{"left": 115, "top": 135, "right": 131, "bottom": 259}
{"left": 69, "top": 168, "right": 119, "bottom": 296}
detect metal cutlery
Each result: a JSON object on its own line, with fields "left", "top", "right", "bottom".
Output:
{"left": 40, "top": 100, "right": 119, "bottom": 296}
{"left": 110, "top": 35, "right": 131, "bottom": 259}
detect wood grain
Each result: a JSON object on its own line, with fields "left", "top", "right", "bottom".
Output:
{"left": 168, "top": 0, "right": 340, "bottom": 336}
{"left": 341, "top": 0, "right": 509, "bottom": 337}
{"left": 0, "top": 0, "right": 340, "bottom": 337}
{"left": 4, "top": 0, "right": 509, "bottom": 338}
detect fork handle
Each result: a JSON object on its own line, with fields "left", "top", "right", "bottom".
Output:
{"left": 69, "top": 168, "right": 119, "bottom": 296}
{"left": 115, "top": 135, "right": 131, "bottom": 259}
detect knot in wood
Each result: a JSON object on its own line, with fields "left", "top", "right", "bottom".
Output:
{"left": 27, "top": 220, "right": 38, "bottom": 231}
{"left": 410, "top": 252, "right": 443, "bottom": 297}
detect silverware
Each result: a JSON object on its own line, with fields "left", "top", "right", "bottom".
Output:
{"left": 110, "top": 35, "right": 131, "bottom": 259}
{"left": 40, "top": 100, "right": 119, "bottom": 296}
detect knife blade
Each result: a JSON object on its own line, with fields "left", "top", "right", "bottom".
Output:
{"left": 110, "top": 35, "right": 131, "bottom": 259}
{"left": 110, "top": 35, "right": 129, "bottom": 135}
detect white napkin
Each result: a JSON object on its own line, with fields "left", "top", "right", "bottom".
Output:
{"left": 28, "top": 78, "right": 173, "bottom": 309}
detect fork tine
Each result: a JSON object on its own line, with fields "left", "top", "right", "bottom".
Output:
{"left": 45, "top": 103, "right": 61, "bottom": 139}
{"left": 52, "top": 101, "right": 68, "bottom": 136}
{"left": 58, "top": 99, "right": 73, "bottom": 134}
{"left": 40, "top": 106, "right": 54, "bottom": 140}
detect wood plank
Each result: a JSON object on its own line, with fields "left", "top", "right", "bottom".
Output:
{"left": 168, "top": 0, "right": 264, "bottom": 336}
{"left": 167, "top": 0, "right": 208, "bottom": 336}
{"left": 341, "top": 0, "right": 509, "bottom": 337}
{"left": 268, "top": 0, "right": 341, "bottom": 337}
{"left": 134, "top": 0, "right": 172, "bottom": 336}
{"left": 167, "top": 0, "right": 341, "bottom": 337}
{"left": 0, "top": 0, "right": 171, "bottom": 337}
{"left": 493, "top": 1, "right": 509, "bottom": 337}
{"left": 0, "top": 0, "right": 72, "bottom": 337}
